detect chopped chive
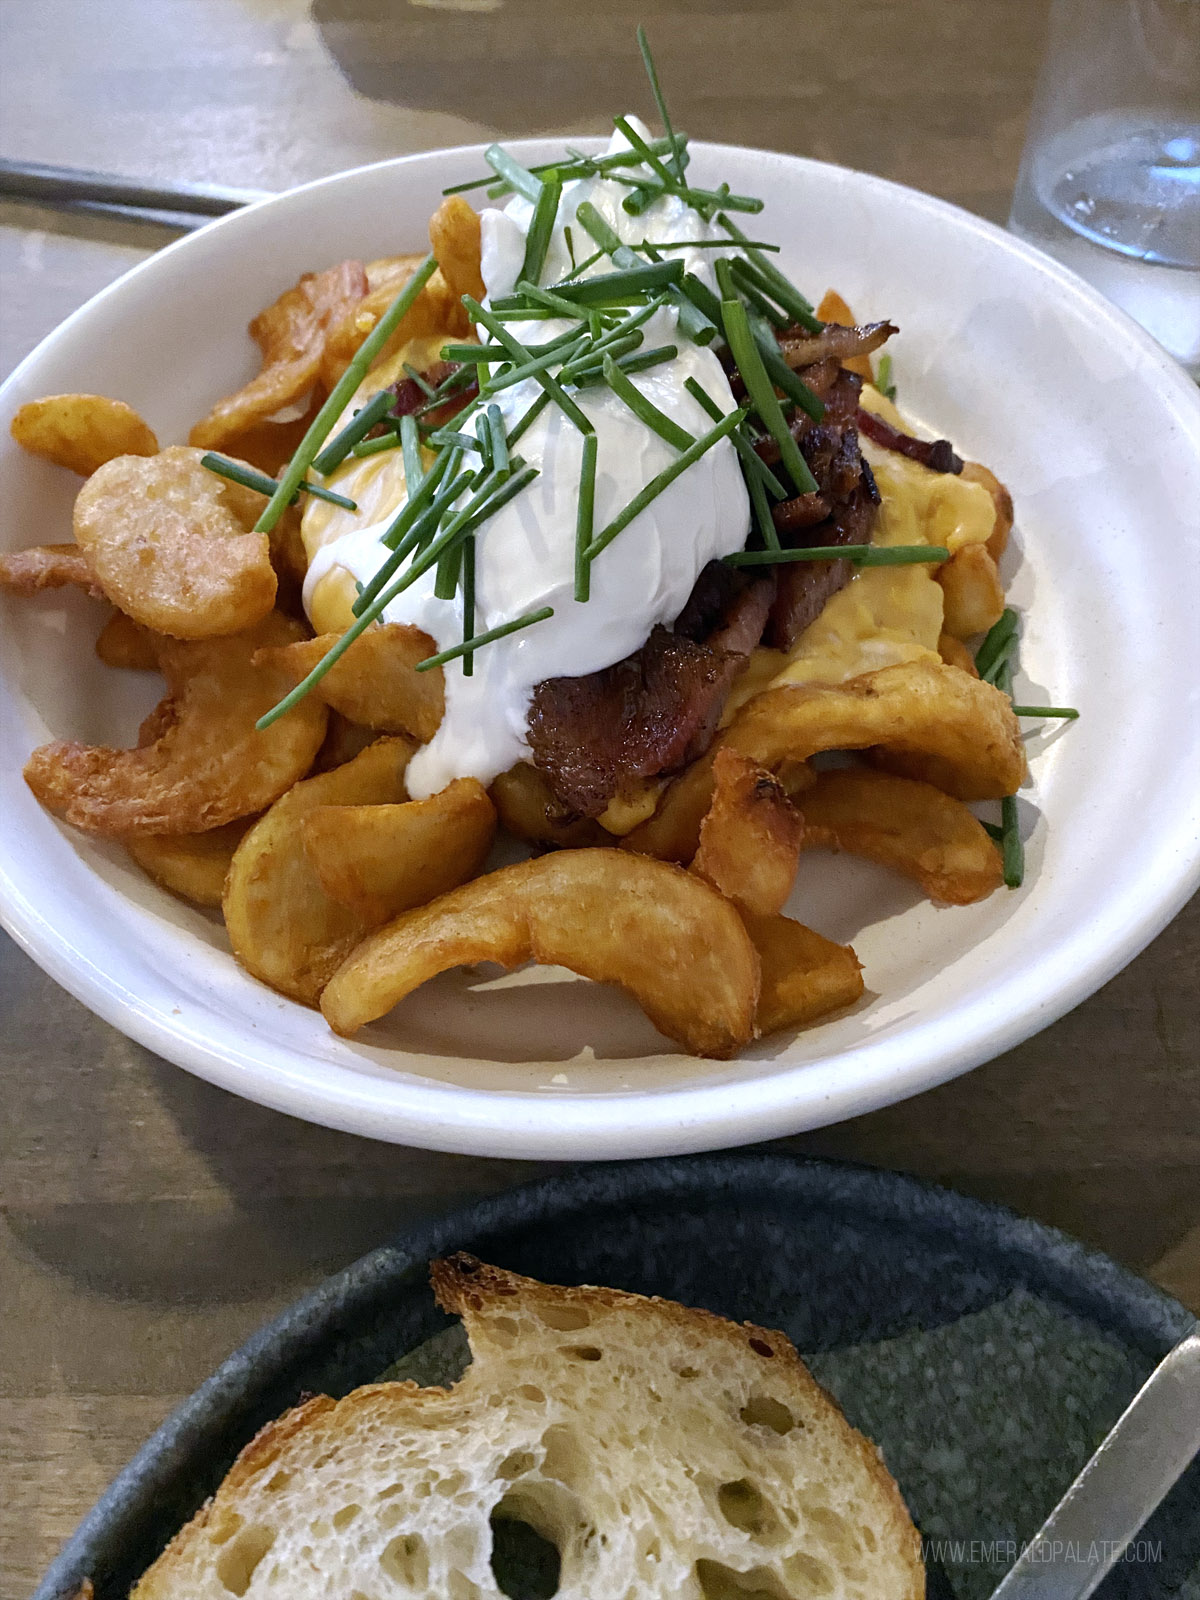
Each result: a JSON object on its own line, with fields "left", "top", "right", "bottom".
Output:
{"left": 975, "top": 607, "right": 1019, "bottom": 681}
{"left": 586, "top": 407, "right": 746, "bottom": 563}
{"left": 255, "top": 254, "right": 438, "bottom": 533}
{"left": 483, "top": 144, "right": 543, "bottom": 204}
{"left": 574, "top": 432, "right": 598, "bottom": 603}
{"left": 377, "top": 442, "right": 461, "bottom": 553}
{"left": 574, "top": 202, "right": 716, "bottom": 346}
{"left": 720, "top": 294, "right": 818, "bottom": 494}
{"left": 981, "top": 820, "right": 1004, "bottom": 842}
{"left": 558, "top": 330, "right": 644, "bottom": 385}
{"left": 400, "top": 414, "right": 424, "bottom": 498}
{"left": 614, "top": 112, "right": 677, "bottom": 188}
{"left": 427, "top": 428, "right": 484, "bottom": 454}
{"left": 575, "top": 344, "right": 678, "bottom": 385}
{"left": 602, "top": 353, "right": 694, "bottom": 450}
{"left": 876, "top": 353, "right": 897, "bottom": 401}
{"left": 564, "top": 224, "right": 576, "bottom": 271}
{"left": 506, "top": 390, "right": 550, "bottom": 446}
{"left": 1000, "top": 794, "right": 1024, "bottom": 887}
{"left": 622, "top": 185, "right": 660, "bottom": 217}
{"left": 514, "top": 279, "right": 588, "bottom": 320}
{"left": 354, "top": 457, "right": 472, "bottom": 612}
{"left": 636, "top": 24, "right": 686, "bottom": 183}
{"left": 745, "top": 452, "right": 779, "bottom": 549}
{"left": 352, "top": 430, "right": 404, "bottom": 459}
{"left": 312, "top": 388, "right": 395, "bottom": 476}
{"left": 609, "top": 170, "right": 764, "bottom": 214}
{"left": 684, "top": 376, "right": 787, "bottom": 501}
{"left": 647, "top": 238, "right": 781, "bottom": 253}
{"left": 520, "top": 176, "right": 562, "bottom": 286}
{"left": 730, "top": 259, "right": 789, "bottom": 329}
{"left": 725, "top": 544, "right": 950, "bottom": 567}
{"left": 460, "top": 534, "right": 477, "bottom": 674}
{"left": 464, "top": 295, "right": 593, "bottom": 434}
{"left": 443, "top": 138, "right": 686, "bottom": 198}
{"left": 1010, "top": 704, "right": 1080, "bottom": 719}
{"left": 746, "top": 311, "right": 825, "bottom": 421}
{"left": 481, "top": 332, "right": 590, "bottom": 396}
{"left": 487, "top": 404, "right": 509, "bottom": 479}
{"left": 718, "top": 214, "right": 823, "bottom": 332}
{"left": 402, "top": 362, "right": 436, "bottom": 398}
{"left": 560, "top": 244, "right": 606, "bottom": 281}
{"left": 478, "top": 411, "right": 494, "bottom": 473}
{"left": 678, "top": 271, "right": 723, "bottom": 326}
{"left": 434, "top": 526, "right": 464, "bottom": 599}
{"left": 200, "top": 452, "right": 357, "bottom": 511}
{"left": 444, "top": 328, "right": 581, "bottom": 364}
{"left": 414, "top": 605, "right": 554, "bottom": 673}
{"left": 545, "top": 259, "right": 684, "bottom": 303}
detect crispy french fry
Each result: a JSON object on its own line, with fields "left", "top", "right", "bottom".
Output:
{"left": 223, "top": 737, "right": 415, "bottom": 1004}
{"left": 257, "top": 623, "right": 444, "bottom": 743}
{"left": 10, "top": 394, "right": 157, "bottom": 476}
{"left": 0, "top": 543, "right": 104, "bottom": 599}
{"left": 742, "top": 912, "right": 864, "bottom": 1035}
{"left": 936, "top": 631, "right": 979, "bottom": 677}
{"left": 961, "top": 461, "right": 1014, "bottom": 563}
{"left": 692, "top": 748, "right": 803, "bottom": 915}
{"left": 490, "top": 762, "right": 610, "bottom": 849}
{"left": 95, "top": 611, "right": 158, "bottom": 671}
{"left": 798, "top": 768, "right": 1003, "bottom": 905}
{"left": 126, "top": 820, "right": 252, "bottom": 907}
{"left": 321, "top": 850, "right": 760, "bottom": 1059}
{"left": 428, "top": 196, "right": 486, "bottom": 301}
{"left": 302, "top": 777, "right": 496, "bottom": 924}
{"left": 936, "top": 543, "right": 1005, "bottom": 640}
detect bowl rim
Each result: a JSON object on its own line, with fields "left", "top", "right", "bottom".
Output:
{"left": 2, "top": 140, "right": 1199, "bottom": 1159}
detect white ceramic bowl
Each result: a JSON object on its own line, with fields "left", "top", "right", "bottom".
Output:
{"left": 2, "top": 143, "right": 1198, "bottom": 1159}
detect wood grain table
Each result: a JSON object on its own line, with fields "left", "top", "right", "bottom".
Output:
{"left": 1, "top": 0, "right": 1197, "bottom": 1589}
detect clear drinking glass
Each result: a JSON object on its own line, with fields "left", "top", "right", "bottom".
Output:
{"left": 1008, "top": 0, "right": 1200, "bottom": 375}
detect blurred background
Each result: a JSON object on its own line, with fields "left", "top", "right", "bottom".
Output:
{"left": 1, "top": 1, "right": 1197, "bottom": 1590}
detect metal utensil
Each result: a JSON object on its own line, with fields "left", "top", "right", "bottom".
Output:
{"left": 990, "top": 1328, "right": 1200, "bottom": 1599}
{"left": 0, "top": 158, "right": 268, "bottom": 228}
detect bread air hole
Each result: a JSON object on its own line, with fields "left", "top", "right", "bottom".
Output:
{"left": 331, "top": 1503, "right": 361, "bottom": 1531}
{"left": 215, "top": 1523, "right": 275, "bottom": 1596}
{"left": 693, "top": 1558, "right": 794, "bottom": 1600}
{"left": 717, "top": 1479, "right": 783, "bottom": 1542}
{"left": 490, "top": 1501, "right": 562, "bottom": 1600}
{"left": 534, "top": 1303, "right": 592, "bottom": 1332}
{"left": 379, "top": 1530, "right": 429, "bottom": 1587}
{"left": 739, "top": 1395, "right": 797, "bottom": 1435}
{"left": 563, "top": 1345, "right": 603, "bottom": 1361}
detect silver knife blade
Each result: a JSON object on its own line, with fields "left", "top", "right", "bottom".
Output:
{"left": 990, "top": 1327, "right": 1200, "bottom": 1600}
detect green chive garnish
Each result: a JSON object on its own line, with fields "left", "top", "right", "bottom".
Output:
{"left": 413, "top": 361, "right": 475, "bottom": 418}
{"left": 574, "top": 432, "right": 598, "bottom": 603}
{"left": 487, "top": 404, "right": 510, "bottom": 479}
{"left": 414, "top": 605, "right": 554, "bottom": 672}
{"left": 719, "top": 214, "right": 823, "bottom": 333}
{"left": 443, "top": 138, "right": 685, "bottom": 198}
{"left": 876, "top": 353, "right": 897, "bottom": 400}
{"left": 725, "top": 544, "right": 949, "bottom": 567}
{"left": 1010, "top": 704, "right": 1080, "bottom": 719}
{"left": 464, "top": 296, "right": 593, "bottom": 435}
{"left": 460, "top": 534, "right": 477, "bottom": 674}
{"left": 514, "top": 279, "right": 588, "bottom": 320}
{"left": 981, "top": 820, "right": 1004, "bottom": 842}
{"left": 602, "top": 353, "right": 693, "bottom": 450}
{"left": 506, "top": 391, "right": 550, "bottom": 446}
{"left": 575, "top": 344, "right": 678, "bottom": 385}
{"left": 200, "top": 452, "right": 357, "bottom": 511}
{"left": 647, "top": 238, "right": 781, "bottom": 253}
{"left": 613, "top": 113, "right": 677, "bottom": 188}
{"left": 402, "top": 362, "right": 437, "bottom": 398}
{"left": 427, "top": 429, "right": 484, "bottom": 454}
{"left": 586, "top": 407, "right": 746, "bottom": 563}
{"left": 1000, "top": 793, "right": 1024, "bottom": 887}
{"left": 483, "top": 144, "right": 543, "bottom": 204}
{"left": 574, "top": 202, "right": 716, "bottom": 346}
{"left": 520, "top": 176, "right": 562, "bottom": 286}
{"left": 684, "top": 376, "right": 787, "bottom": 503}
{"left": 400, "top": 414, "right": 424, "bottom": 498}
{"left": 254, "top": 254, "right": 438, "bottom": 534}
{"left": 312, "top": 388, "right": 395, "bottom": 476}
{"left": 480, "top": 332, "right": 591, "bottom": 396}
{"left": 545, "top": 260, "right": 684, "bottom": 304}
{"left": 720, "top": 294, "right": 818, "bottom": 494}
{"left": 731, "top": 259, "right": 789, "bottom": 329}
{"left": 636, "top": 24, "right": 686, "bottom": 182}
{"left": 975, "top": 607, "right": 1019, "bottom": 681}
{"left": 352, "top": 431, "right": 404, "bottom": 460}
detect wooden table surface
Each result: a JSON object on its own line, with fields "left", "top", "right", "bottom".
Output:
{"left": 2, "top": 0, "right": 1197, "bottom": 1589}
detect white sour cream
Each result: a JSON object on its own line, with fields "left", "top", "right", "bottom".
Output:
{"left": 304, "top": 122, "right": 750, "bottom": 799}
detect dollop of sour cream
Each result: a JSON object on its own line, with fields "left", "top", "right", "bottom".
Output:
{"left": 304, "top": 121, "right": 749, "bottom": 799}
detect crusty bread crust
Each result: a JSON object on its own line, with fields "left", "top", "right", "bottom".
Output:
{"left": 133, "top": 1256, "right": 924, "bottom": 1599}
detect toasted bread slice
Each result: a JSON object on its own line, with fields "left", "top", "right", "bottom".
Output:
{"left": 132, "top": 1255, "right": 923, "bottom": 1599}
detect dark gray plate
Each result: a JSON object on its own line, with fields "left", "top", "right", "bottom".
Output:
{"left": 35, "top": 1154, "right": 1200, "bottom": 1600}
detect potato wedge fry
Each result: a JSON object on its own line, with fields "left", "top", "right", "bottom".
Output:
{"left": 311, "top": 712, "right": 380, "bottom": 773}
{"left": 428, "top": 196, "right": 486, "bottom": 301}
{"left": 189, "top": 260, "right": 368, "bottom": 454}
{"left": 125, "top": 819, "right": 252, "bottom": 907}
{"left": 742, "top": 912, "right": 864, "bottom": 1035}
{"left": 620, "top": 750, "right": 720, "bottom": 864}
{"left": 692, "top": 748, "right": 804, "bottom": 915}
{"left": 73, "top": 446, "right": 277, "bottom": 639}
{"left": 728, "top": 658, "right": 1025, "bottom": 801}
{"left": 0, "top": 542, "right": 105, "bottom": 599}
{"left": 302, "top": 777, "right": 495, "bottom": 924}
{"left": 490, "top": 762, "right": 610, "bottom": 849}
{"left": 815, "top": 290, "right": 874, "bottom": 381}
{"left": 321, "top": 850, "right": 760, "bottom": 1059}
{"left": 798, "top": 768, "right": 1003, "bottom": 905}
{"left": 319, "top": 263, "right": 466, "bottom": 392}
{"left": 937, "top": 631, "right": 979, "bottom": 677}
{"left": 24, "top": 612, "right": 327, "bottom": 835}
{"left": 258, "top": 623, "right": 444, "bottom": 742}
{"left": 95, "top": 610, "right": 158, "bottom": 671}
{"left": 223, "top": 737, "right": 415, "bottom": 1003}
{"left": 961, "top": 460, "right": 1014, "bottom": 563}
{"left": 10, "top": 394, "right": 157, "bottom": 476}
{"left": 936, "top": 543, "right": 1005, "bottom": 640}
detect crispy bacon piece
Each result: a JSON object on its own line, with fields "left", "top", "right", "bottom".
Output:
{"left": 527, "top": 567, "right": 774, "bottom": 817}
{"left": 777, "top": 320, "right": 897, "bottom": 370}
{"left": 857, "top": 407, "right": 963, "bottom": 474}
